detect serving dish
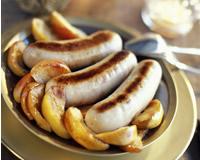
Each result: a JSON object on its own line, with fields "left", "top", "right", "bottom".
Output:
{"left": 2, "top": 17, "right": 178, "bottom": 156}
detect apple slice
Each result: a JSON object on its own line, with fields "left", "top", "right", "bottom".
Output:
{"left": 42, "top": 89, "right": 70, "bottom": 139}
{"left": 119, "top": 126, "right": 144, "bottom": 153}
{"left": 95, "top": 125, "right": 138, "bottom": 146}
{"left": 32, "top": 18, "right": 57, "bottom": 41}
{"left": 64, "top": 107, "right": 109, "bottom": 150}
{"left": 30, "top": 60, "right": 71, "bottom": 83}
{"left": 27, "top": 83, "right": 51, "bottom": 132}
{"left": 21, "top": 82, "right": 39, "bottom": 120}
{"left": 13, "top": 73, "right": 34, "bottom": 103}
{"left": 7, "top": 41, "right": 28, "bottom": 77}
{"left": 119, "top": 136, "right": 143, "bottom": 153}
{"left": 132, "top": 99, "right": 164, "bottom": 129}
{"left": 50, "top": 11, "right": 86, "bottom": 39}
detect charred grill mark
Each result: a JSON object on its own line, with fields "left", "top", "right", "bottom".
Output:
{"left": 32, "top": 31, "right": 112, "bottom": 52}
{"left": 140, "top": 61, "right": 153, "bottom": 75}
{"left": 125, "top": 77, "right": 143, "bottom": 93}
{"left": 56, "top": 51, "right": 130, "bottom": 83}
{"left": 96, "top": 61, "right": 153, "bottom": 112}
{"left": 116, "top": 94, "right": 127, "bottom": 103}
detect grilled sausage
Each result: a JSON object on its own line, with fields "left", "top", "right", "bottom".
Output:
{"left": 85, "top": 60, "right": 162, "bottom": 133}
{"left": 45, "top": 50, "right": 137, "bottom": 106}
{"left": 23, "top": 30, "right": 122, "bottom": 70}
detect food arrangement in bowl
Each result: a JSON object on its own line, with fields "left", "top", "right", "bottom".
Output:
{"left": 2, "top": 11, "right": 175, "bottom": 154}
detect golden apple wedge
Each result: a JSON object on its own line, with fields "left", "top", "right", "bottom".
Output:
{"left": 31, "top": 60, "right": 71, "bottom": 83}
{"left": 13, "top": 73, "right": 34, "bottom": 103}
{"left": 32, "top": 18, "right": 57, "bottom": 41}
{"left": 7, "top": 41, "right": 28, "bottom": 76}
{"left": 64, "top": 107, "right": 109, "bottom": 150}
{"left": 42, "top": 90, "right": 70, "bottom": 138}
{"left": 21, "top": 82, "right": 39, "bottom": 120}
{"left": 119, "top": 136, "right": 143, "bottom": 153}
{"left": 50, "top": 11, "right": 86, "bottom": 39}
{"left": 95, "top": 125, "right": 138, "bottom": 146}
{"left": 132, "top": 99, "right": 164, "bottom": 129}
{"left": 27, "top": 83, "right": 51, "bottom": 132}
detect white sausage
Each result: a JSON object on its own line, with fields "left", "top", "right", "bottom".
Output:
{"left": 45, "top": 51, "right": 137, "bottom": 106}
{"left": 85, "top": 60, "right": 162, "bottom": 133}
{"left": 23, "top": 30, "right": 122, "bottom": 70}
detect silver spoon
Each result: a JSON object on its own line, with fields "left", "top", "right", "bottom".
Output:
{"left": 125, "top": 33, "right": 200, "bottom": 74}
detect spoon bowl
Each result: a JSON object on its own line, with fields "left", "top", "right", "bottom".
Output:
{"left": 125, "top": 33, "right": 167, "bottom": 55}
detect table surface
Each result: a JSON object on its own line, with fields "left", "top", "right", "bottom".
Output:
{"left": 1, "top": 0, "right": 200, "bottom": 159}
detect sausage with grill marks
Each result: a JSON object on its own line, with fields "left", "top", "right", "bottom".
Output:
{"left": 45, "top": 50, "right": 137, "bottom": 106}
{"left": 23, "top": 30, "right": 122, "bottom": 70}
{"left": 85, "top": 60, "right": 162, "bottom": 133}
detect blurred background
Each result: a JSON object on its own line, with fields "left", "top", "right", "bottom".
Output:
{"left": 2, "top": 0, "right": 200, "bottom": 159}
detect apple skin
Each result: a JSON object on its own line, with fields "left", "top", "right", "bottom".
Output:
{"left": 13, "top": 73, "right": 34, "bottom": 103}
{"left": 7, "top": 41, "right": 28, "bottom": 77}
{"left": 21, "top": 82, "right": 39, "bottom": 120}
{"left": 27, "top": 83, "right": 51, "bottom": 132}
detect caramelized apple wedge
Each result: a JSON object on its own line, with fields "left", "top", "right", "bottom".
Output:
{"left": 50, "top": 11, "right": 86, "bottom": 39}
{"left": 32, "top": 18, "right": 57, "bottom": 41}
{"left": 7, "top": 41, "right": 28, "bottom": 76}
{"left": 42, "top": 89, "right": 70, "bottom": 138}
{"left": 21, "top": 82, "right": 39, "bottom": 120}
{"left": 132, "top": 99, "right": 164, "bottom": 129}
{"left": 64, "top": 107, "right": 109, "bottom": 150}
{"left": 95, "top": 125, "right": 138, "bottom": 146}
{"left": 31, "top": 60, "right": 71, "bottom": 83}
{"left": 13, "top": 73, "right": 34, "bottom": 103}
{"left": 119, "top": 126, "right": 144, "bottom": 153}
{"left": 119, "top": 136, "right": 143, "bottom": 153}
{"left": 27, "top": 84, "right": 51, "bottom": 132}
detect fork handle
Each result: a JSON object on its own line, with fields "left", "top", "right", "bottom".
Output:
{"left": 168, "top": 59, "right": 200, "bottom": 74}
{"left": 169, "top": 46, "right": 200, "bottom": 56}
